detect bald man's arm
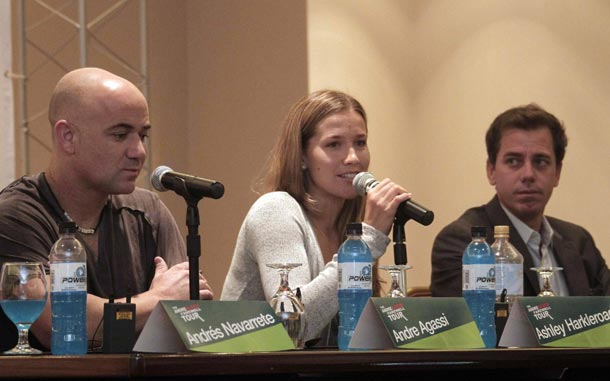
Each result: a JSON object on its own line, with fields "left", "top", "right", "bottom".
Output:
{"left": 30, "top": 257, "right": 213, "bottom": 350}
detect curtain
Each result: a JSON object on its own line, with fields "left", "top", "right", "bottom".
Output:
{"left": 0, "top": 0, "right": 15, "bottom": 188}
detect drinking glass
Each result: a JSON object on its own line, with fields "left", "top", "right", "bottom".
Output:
{"left": 379, "top": 264, "right": 412, "bottom": 298}
{"left": 266, "top": 262, "right": 305, "bottom": 349}
{"left": 530, "top": 252, "right": 563, "bottom": 297}
{"left": 0, "top": 262, "right": 48, "bottom": 354}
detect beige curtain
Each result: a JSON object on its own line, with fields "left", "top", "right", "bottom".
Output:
{"left": 0, "top": 0, "right": 15, "bottom": 188}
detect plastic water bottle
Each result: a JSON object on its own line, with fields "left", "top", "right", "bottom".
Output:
{"left": 462, "top": 226, "right": 496, "bottom": 348}
{"left": 50, "top": 221, "right": 88, "bottom": 354}
{"left": 492, "top": 225, "right": 524, "bottom": 310}
{"left": 338, "top": 222, "right": 372, "bottom": 350}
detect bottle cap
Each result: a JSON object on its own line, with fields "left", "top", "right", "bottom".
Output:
{"left": 470, "top": 226, "right": 486, "bottom": 237}
{"left": 494, "top": 225, "right": 509, "bottom": 237}
{"left": 346, "top": 222, "right": 363, "bottom": 236}
{"left": 58, "top": 221, "right": 77, "bottom": 234}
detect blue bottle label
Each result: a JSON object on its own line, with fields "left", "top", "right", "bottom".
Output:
{"left": 338, "top": 262, "right": 372, "bottom": 290}
{"left": 462, "top": 264, "right": 495, "bottom": 291}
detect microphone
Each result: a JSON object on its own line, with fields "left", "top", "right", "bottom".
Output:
{"left": 353, "top": 172, "right": 434, "bottom": 226}
{"left": 151, "top": 166, "right": 224, "bottom": 200}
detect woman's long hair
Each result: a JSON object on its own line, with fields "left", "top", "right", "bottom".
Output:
{"left": 257, "top": 90, "right": 366, "bottom": 234}
{"left": 257, "top": 90, "right": 382, "bottom": 295}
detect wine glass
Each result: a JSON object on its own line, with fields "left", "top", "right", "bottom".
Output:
{"left": 379, "top": 264, "right": 412, "bottom": 298}
{"left": 266, "top": 263, "right": 305, "bottom": 349}
{"left": 530, "top": 252, "right": 563, "bottom": 297}
{"left": 0, "top": 262, "right": 48, "bottom": 355}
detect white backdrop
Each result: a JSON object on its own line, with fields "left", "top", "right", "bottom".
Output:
{"left": 0, "top": 1, "right": 15, "bottom": 188}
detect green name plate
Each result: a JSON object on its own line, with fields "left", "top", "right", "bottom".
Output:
{"left": 350, "top": 297, "right": 484, "bottom": 349}
{"left": 133, "top": 300, "right": 295, "bottom": 353}
{"left": 500, "top": 297, "right": 610, "bottom": 348}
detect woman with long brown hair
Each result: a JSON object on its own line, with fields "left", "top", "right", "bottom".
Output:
{"left": 221, "top": 90, "right": 411, "bottom": 345}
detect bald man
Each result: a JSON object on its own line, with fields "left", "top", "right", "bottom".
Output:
{"left": 0, "top": 67, "right": 213, "bottom": 352}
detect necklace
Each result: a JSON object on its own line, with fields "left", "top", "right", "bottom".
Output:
{"left": 63, "top": 212, "right": 98, "bottom": 235}
{"left": 76, "top": 225, "right": 97, "bottom": 235}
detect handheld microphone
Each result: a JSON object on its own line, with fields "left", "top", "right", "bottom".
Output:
{"left": 353, "top": 172, "right": 434, "bottom": 226}
{"left": 151, "top": 166, "right": 225, "bottom": 200}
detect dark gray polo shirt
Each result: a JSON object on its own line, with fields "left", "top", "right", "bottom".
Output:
{"left": 0, "top": 173, "right": 186, "bottom": 351}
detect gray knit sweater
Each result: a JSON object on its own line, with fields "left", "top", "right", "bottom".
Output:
{"left": 220, "top": 191, "right": 390, "bottom": 342}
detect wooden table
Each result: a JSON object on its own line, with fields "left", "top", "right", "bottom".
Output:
{"left": 1, "top": 347, "right": 609, "bottom": 380}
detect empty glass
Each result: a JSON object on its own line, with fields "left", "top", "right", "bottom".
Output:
{"left": 530, "top": 251, "right": 563, "bottom": 297}
{"left": 530, "top": 267, "right": 563, "bottom": 296}
{"left": 0, "top": 262, "right": 48, "bottom": 354}
{"left": 266, "top": 263, "right": 305, "bottom": 348}
{"left": 379, "top": 264, "right": 412, "bottom": 298}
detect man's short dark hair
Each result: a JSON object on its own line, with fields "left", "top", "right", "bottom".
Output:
{"left": 486, "top": 103, "right": 568, "bottom": 165}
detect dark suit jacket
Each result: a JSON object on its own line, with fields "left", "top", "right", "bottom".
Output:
{"left": 430, "top": 196, "right": 610, "bottom": 297}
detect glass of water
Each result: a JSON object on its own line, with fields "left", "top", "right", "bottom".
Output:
{"left": 0, "top": 262, "right": 48, "bottom": 354}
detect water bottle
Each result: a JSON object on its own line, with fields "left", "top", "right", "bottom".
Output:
{"left": 337, "top": 222, "right": 372, "bottom": 350}
{"left": 50, "top": 221, "right": 87, "bottom": 354}
{"left": 492, "top": 225, "right": 524, "bottom": 310}
{"left": 462, "top": 226, "right": 496, "bottom": 348}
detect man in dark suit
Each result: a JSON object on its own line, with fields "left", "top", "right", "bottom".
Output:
{"left": 431, "top": 104, "right": 610, "bottom": 297}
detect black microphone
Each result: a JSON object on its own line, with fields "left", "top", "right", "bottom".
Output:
{"left": 353, "top": 172, "right": 434, "bottom": 226}
{"left": 151, "top": 166, "right": 224, "bottom": 200}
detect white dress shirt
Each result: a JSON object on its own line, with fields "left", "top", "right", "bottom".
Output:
{"left": 500, "top": 203, "right": 570, "bottom": 296}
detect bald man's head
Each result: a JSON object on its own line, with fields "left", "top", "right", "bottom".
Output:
{"left": 46, "top": 67, "right": 150, "bottom": 196}
{"left": 48, "top": 67, "right": 146, "bottom": 127}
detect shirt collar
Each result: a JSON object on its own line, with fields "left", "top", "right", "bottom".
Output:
{"left": 499, "top": 202, "right": 554, "bottom": 249}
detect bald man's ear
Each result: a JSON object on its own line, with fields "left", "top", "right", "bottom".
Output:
{"left": 53, "top": 120, "right": 77, "bottom": 154}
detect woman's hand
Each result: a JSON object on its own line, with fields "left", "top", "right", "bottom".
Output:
{"left": 362, "top": 178, "right": 412, "bottom": 234}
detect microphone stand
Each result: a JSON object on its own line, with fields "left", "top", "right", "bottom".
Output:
{"left": 393, "top": 213, "right": 408, "bottom": 266}
{"left": 172, "top": 178, "right": 204, "bottom": 300}
{"left": 380, "top": 214, "right": 412, "bottom": 297}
